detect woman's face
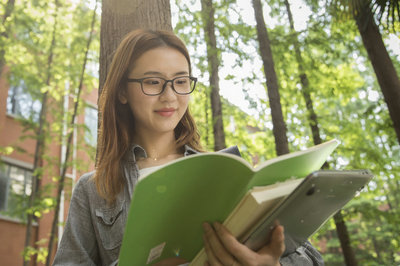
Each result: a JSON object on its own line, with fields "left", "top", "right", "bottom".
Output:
{"left": 120, "top": 47, "right": 191, "bottom": 138}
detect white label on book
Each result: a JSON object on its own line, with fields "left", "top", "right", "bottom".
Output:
{"left": 146, "top": 242, "right": 166, "bottom": 264}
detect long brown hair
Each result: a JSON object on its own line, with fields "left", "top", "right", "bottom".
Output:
{"left": 95, "top": 29, "right": 202, "bottom": 203}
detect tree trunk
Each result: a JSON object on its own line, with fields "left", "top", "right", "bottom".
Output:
{"left": 44, "top": 2, "right": 99, "bottom": 265}
{"left": 200, "top": 0, "right": 226, "bottom": 151}
{"left": 98, "top": 0, "right": 172, "bottom": 162}
{"left": 251, "top": 0, "right": 289, "bottom": 156}
{"left": 355, "top": 3, "right": 400, "bottom": 145}
{"left": 99, "top": 0, "right": 172, "bottom": 95}
{"left": 333, "top": 211, "right": 358, "bottom": 266}
{"left": 283, "top": 0, "right": 322, "bottom": 146}
{"left": 284, "top": 2, "right": 358, "bottom": 265}
{"left": 1, "top": 0, "right": 15, "bottom": 28}
{"left": 23, "top": 0, "right": 59, "bottom": 264}
{"left": 0, "top": 0, "right": 15, "bottom": 76}
{"left": 204, "top": 88, "right": 210, "bottom": 148}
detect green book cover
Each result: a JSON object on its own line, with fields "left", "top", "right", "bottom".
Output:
{"left": 118, "top": 139, "right": 339, "bottom": 265}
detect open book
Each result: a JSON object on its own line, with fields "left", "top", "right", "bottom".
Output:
{"left": 118, "top": 140, "right": 341, "bottom": 265}
{"left": 191, "top": 169, "right": 372, "bottom": 265}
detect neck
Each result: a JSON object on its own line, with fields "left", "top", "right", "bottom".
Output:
{"left": 134, "top": 130, "right": 180, "bottom": 160}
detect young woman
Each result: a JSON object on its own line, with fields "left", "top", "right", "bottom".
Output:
{"left": 53, "top": 29, "right": 323, "bottom": 266}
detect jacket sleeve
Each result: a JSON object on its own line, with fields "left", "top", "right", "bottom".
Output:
{"left": 52, "top": 175, "right": 100, "bottom": 266}
{"left": 280, "top": 241, "right": 324, "bottom": 266}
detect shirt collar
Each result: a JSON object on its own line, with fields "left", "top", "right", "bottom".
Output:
{"left": 126, "top": 144, "right": 198, "bottom": 162}
{"left": 130, "top": 144, "right": 147, "bottom": 162}
{"left": 183, "top": 145, "right": 198, "bottom": 156}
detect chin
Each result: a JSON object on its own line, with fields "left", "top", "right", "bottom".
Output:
{"left": 156, "top": 123, "right": 180, "bottom": 133}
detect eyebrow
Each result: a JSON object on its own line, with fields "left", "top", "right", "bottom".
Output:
{"left": 143, "top": 71, "right": 189, "bottom": 76}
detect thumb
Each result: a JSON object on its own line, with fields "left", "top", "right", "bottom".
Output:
{"left": 259, "top": 225, "right": 285, "bottom": 259}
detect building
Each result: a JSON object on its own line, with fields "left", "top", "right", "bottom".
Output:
{"left": 0, "top": 68, "right": 98, "bottom": 265}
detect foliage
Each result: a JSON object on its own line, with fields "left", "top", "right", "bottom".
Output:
{"left": 22, "top": 238, "right": 48, "bottom": 263}
{"left": 2, "top": 0, "right": 400, "bottom": 264}
{"left": 0, "top": 146, "right": 14, "bottom": 155}
{"left": 325, "top": 0, "right": 400, "bottom": 33}
{"left": 0, "top": 0, "right": 99, "bottom": 263}
{"left": 175, "top": 0, "right": 400, "bottom": 264}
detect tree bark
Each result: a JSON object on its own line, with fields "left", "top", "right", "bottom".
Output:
{"left": 99, "top": 0, "right": 172, "bottom": 95}
{"left": 23, "top": 0, "right": 59, "bottom": 264}
{"left": 0, "top": 0, "right": 15, "bottom": 76}
{"left": 204, "top": 88, "right": 210, "bottom": 148}
{"left": 283, "top": 0, "right": 322, "bottom": 146}
{"left": 200, "top": 0, "right": 226, "bottom": 151}
{"left": 1, "top": 0, "right": 15, "bottom": 26}
{"left": 44, "top": 2, "right": 99, "bottom": 265}
{"left": 333, "top": 211, "right": 358, "bottom": 266}
{"left": 355, "top": 3, "right": 400, "bottom": 145}
{"left": 284, "top": 2, "right": 358, "bottom": 264}
{"left": 252, "top": 0, "right": 289, "bottom": 156}
{"left": 98, "top": 0, "right": 172, "bottom": 162}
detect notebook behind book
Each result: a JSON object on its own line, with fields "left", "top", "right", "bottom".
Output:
{"left": 242, "top": 170, "right": 373, "bottom": 256}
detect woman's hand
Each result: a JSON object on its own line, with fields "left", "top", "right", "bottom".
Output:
{"left": 202, "top": 222, "right": 285, "bottom": 266}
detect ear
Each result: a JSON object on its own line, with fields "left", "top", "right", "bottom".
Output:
{"left": 118, "top": 89, "right": 128, "bottom": 104}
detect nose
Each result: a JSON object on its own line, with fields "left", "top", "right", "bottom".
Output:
{"left": 162, "top": 80, "right": 174, "bottom": 92}
{"left": 159, "top": 81, "right": 176, "bottom": 100}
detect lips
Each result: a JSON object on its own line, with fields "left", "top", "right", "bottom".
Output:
{"left": 155, "top": 108, "right": 176, "bottom": 117}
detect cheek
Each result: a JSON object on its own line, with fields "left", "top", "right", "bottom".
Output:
{"left": 129, "top": 104, "right": 142, "bottom": 121}
{"left": 180, "top": 96, "right": 190, "bottom": 110}
{"left": 127, "top": 92, "right": 153, "bottom": 118}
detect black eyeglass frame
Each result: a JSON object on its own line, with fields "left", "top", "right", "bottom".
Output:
{"left": 126, "top": 76, "right": 198, "bottom": 96}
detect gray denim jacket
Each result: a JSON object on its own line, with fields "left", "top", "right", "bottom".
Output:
{"left": 53, "top": 145, "right": 324, "bottom": 266}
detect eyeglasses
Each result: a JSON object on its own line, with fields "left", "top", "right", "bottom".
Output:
{"left": 126, "top": 76, "right": 197, "bottom": 96}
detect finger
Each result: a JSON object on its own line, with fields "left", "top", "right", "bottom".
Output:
{"left": 259, "top": 225, "right": 285, "bottom": 259}
{"left": 203, "top": 233, "right": 222, "bottom": 266}
{"left": 270, "top": 225, "right": 285, "bottom": 256}
{"left": 212, "top": 222, "right": 255, "bottom": 264}
{"left": 203, "top": 222, "right": 237, "bottom": 265}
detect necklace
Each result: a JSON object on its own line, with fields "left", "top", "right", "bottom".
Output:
{"left": 143, "top": 153, "right": 182, "bottom": 162}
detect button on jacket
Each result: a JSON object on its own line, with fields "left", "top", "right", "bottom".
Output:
{"left": 53, "top": 145, "right": 324, "bottom": 266}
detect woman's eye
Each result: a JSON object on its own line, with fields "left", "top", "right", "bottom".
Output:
{"left": 144, "top": 79, "right": 161, "bottom": 85}
{"left": 175, "top": 79, "right": 187, "bottom": 85}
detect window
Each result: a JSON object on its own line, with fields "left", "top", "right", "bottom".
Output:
{"left": 6, "top": 79, "right": 41, "bottom": 122}
{"left": 0, "top": 162, "right": 32, "bottom": 221}
{"left": 84, "top": 106, "right": 98, "bottom": 147}
{"left": 86, "top": 52, "right": 99, "bottom": 78}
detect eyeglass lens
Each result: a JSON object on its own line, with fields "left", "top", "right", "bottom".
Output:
{"left": 142, "top": 77, "right": 194, "bottom": 95}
